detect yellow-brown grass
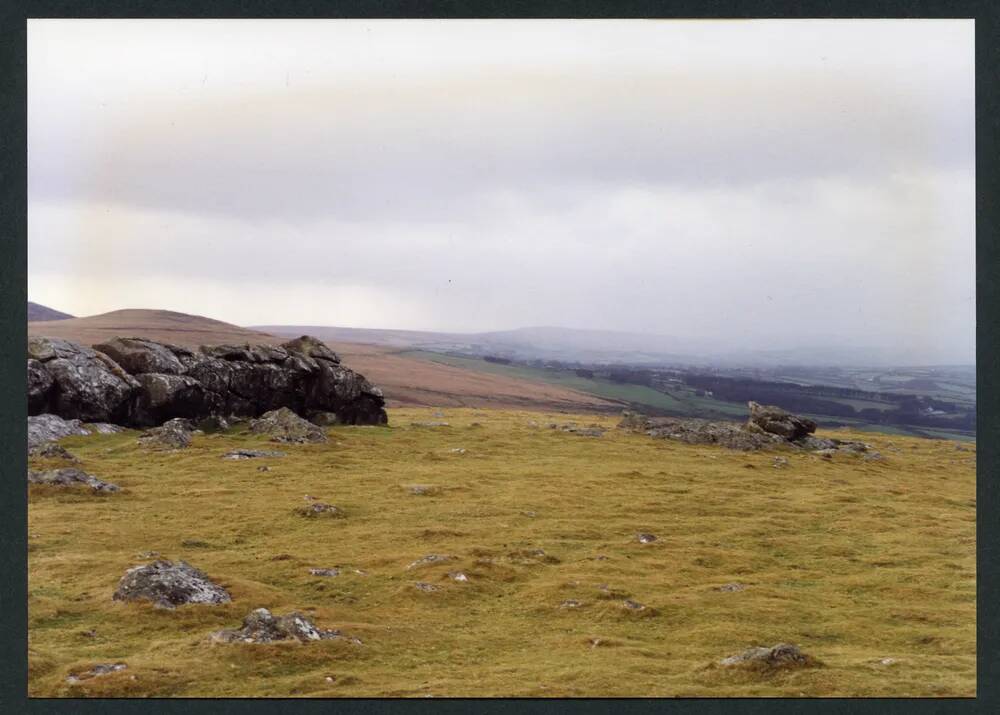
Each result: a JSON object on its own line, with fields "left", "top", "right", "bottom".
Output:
{"left": 27, "top": 408, "right": 975, "bottom": 697}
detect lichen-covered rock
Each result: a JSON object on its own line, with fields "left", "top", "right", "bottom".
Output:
{"left": 747, "top": 402, "right": 817, "bottom": 440}
{"left": 250, "top": 407, "right": 328, "bottom": 444}
{"left": 210, "top": 608, "right": 359, "bottom": 644}
{"left": 30, "top": 339, "right": 139, "bottom": 423}
{"left": 718, "top": 643, "right": 818, "bottom": 669}
{"left": 112, "top": 559, "right": 231, "bottom": 608}
{"left": 28, "top": 442, "right": 79, "bottom": 462}
{"left": 66, "top": 662, "right": 128, "bottom": 684}
{"left": 28, "top": 467, "right": 120, "bottom": 492}
{"left": 137, "top": 418, "right": 197, "bottom": 450}
{"left": 93, "top": 337, "right": 187, "bottom": 376}
{"left": 294, "top": 502, "right": 343, "bottom": 518}
{"left": 27, "top": 413, "right": 91, "bottom": 449}
{"left": 618, "top": 412, "right": 782, "bottom": 451}
{"left": 27, "top": 334, "right": 387, "bottom": 428}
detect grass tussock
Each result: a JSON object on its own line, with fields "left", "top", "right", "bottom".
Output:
{"left": 28, "top": 408, "right": 975, "bottom": 697}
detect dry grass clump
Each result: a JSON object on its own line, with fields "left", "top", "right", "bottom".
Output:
{"left": 28, "top": 408, "right": 975, "bottom": 697}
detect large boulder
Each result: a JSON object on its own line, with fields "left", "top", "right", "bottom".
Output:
{"left": 29, "top": 338, "right": 139, "bottom": 423}
{"left": 131, "top": 373, "right": 217, "bottom": 427}
{"left": 27, "top": 414, "right": 90, "bottom": 449}
{"left": 281, "top": 335, "right": 340, "bottom": 364}
{"left": 93, "top": 337, "right": 187, "bottom": 375}
{"left": 746, "top": 401, "right": 817, "bottom": 441}
{"left": 137, "top": 418, "right": 197, "bottom": 450}
{"left": 112, "top": 559, "right": 231, "bottom": 608}
{"left": 27, "top": 359, "right": 54, "bottom": 413}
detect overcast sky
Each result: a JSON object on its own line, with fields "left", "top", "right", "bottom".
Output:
{"left": 27, "top": 19, "right": 975, "bottom": 362}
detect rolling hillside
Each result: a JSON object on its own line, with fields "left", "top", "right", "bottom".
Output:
{"left": 27, "top": 301, "right": 74, "bottom": 321}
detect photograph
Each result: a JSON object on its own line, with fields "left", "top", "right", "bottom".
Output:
{"left": 24, "top": 18, "right": 975, "bottom": 697}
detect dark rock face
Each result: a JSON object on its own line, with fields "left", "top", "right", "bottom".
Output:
{"left": 210, "top": 608, "right": 359, "bottom": 644}
{"left": 28, "top": 338, "right": 139, "bottom": 423}
{"left": 28, "top": 467, "right": 120, "bottom": 492}
{"left": 746, "top": 401, "right": 817, "bottom": 440}
{"left": 112, "top": 559, "right": 231, "bottom": 608}
{"left": 26, "top": 335, "right": 387, "bottom": 428}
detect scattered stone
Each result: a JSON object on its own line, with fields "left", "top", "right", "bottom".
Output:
{"left": 28, "top": 442, "right": 79, "bottom": 462}
{"left": 407, "top": 554, "right": 455, "bottom": 570}
{"left": 862, "top": 452, "right": 883, "bottom": 462}
{"left": 210, "top": 608, "right": 359, "bottom": 644}
{"left": 406, "top": 484, "right": 440, "bottom": 496}
{"left": 86, "top": 422, "right": 126, "bottom": 434}
{"left": 636, "top": 533, "right": 657, "bottom": 544}
{"left": 308, "top": 568, "right": 341, "bottom": 577}
{"left": 550, "top": 423, "right": 605, "bottom": 437}
{"left": 560, "top": 599, "right": 583, "bottom": 609}
{"left": 878, "top": 657, "right": 898, "bottom": 666}
{"left": 257, "top": 466, "right": 270, "bottom": 472}
{"left": 507, "top": 548, "right": 559, "bottom": 564}
{"left": 618, "top": 411, "right": 782, "bottom": 451}
{"left": 28, "top": 468, "right": 120, "bottom": 493}
{"left": 449, "top": 448, "right": 467, "bottom": 454}
{"left": 137, "top": 418, "right": 196, "bottom": 450}
{"left": 27, "top": 413, "right": 90, "bottom": 449}
{"left": 66, "top": 663, "right": 127, "bottom": 684}
{"left": 112, "top": 559, "right": 231, "bottom": 608}
{"left": 249, "top": 407, "right": 328, "bottom": 444}
{"left": 411, "top": 421, "right": 450, "bottom": 428}
{"left": 718, "top": 643, "right": 818, "bottom": 670}
{"left": 716, "top": 583, "right": 746, "bottom": 592}
{"left": 814, "top": 449, "right": 836, "bottom": 459}
{"left": 414, "top": 582, "right": 438, "bottom": 592}
{"left": 294, "top": 502, "right": 344, "bottom": 518}
{"left": 521, "top": 510, "right": 537, "bottom": 518}
{"left": 136, "top": 551, "right": 160, "bottom": 559}
{"left": 772, "top": 457, "right": 789, "bottom": 468}
{"left": 196, "top": 415, "right": 231, "bottom": 432}
{"left": 622, "top": 599, "right": 648, "bottom": 611}
{"left": 223, "top": 449, "right": 286, "bottom": 460}
{"left": 449, "top": 571, "right": 470, "bottom": 582}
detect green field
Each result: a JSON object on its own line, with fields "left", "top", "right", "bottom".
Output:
{"left": 28, "top": 408, "right": 976, "bottom": 697}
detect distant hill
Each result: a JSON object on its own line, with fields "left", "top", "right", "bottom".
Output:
{"left": 29, "top": 309, "right": 612, "bottom": 412}
{"left": 27, "top": 301, "right": 74, "bottom": 321}
{"left": 28, "top": 308, "right": 280, "bottom": 348}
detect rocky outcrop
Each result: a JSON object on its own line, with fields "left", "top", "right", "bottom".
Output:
{"left": 619, "top": 402, "right": 873, "bottom": 454}
{"left": 27, "top": 335, "right": 387, "bottom": 429}
{"left": 112, "top": 559, "right": 231, "bottom": 608}
{"left": 137, "top": 418, "right": 198, "bottom": 450}
{"left": 746, "top": 401, "right": 817, "bottom": 440}
{"left": 210, "top": 608, "right": 360, "bottom": 644}
{"left": 27, "top": 414, "right": 91, "bottom": 448}
{"left": 28, "top": 467, "right": 120, "bottom": 493}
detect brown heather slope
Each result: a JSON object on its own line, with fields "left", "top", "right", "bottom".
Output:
{"left": 28, "top": 310, "right": 614, "bottom": 413}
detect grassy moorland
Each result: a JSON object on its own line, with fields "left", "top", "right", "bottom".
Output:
{"left": 28, "top": 408, "right": 975, "bottom": 697}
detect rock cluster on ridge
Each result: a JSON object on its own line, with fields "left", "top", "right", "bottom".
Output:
{"left": 27, "top": 334, "right": 387, "bottom": 429}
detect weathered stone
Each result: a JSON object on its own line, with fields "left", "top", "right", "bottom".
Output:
{"left": 747, "top": 401, "right": 817, "bottom": 440}
{"left": 308, "top": 567, "right": 341, "bottom": 577}
{"left": 27, "top": 359, "right": 54, "bottom": 413}
{"left": 28, "top": 467, "right": 120, "bottom": 492}
{"left": 223, "top": 449, "right": 286, "bottom": 460}
{"left": 210, "top": 608, "right": 360, "bottom": 644}
{"left": 250, "top": 407, "right": 328, "bottom": 444}
{"left": 307, "top": 411, "right": 340, "bottom": 426}
{"left": 406, "top": 554, "right": 456, "bottom": 570}
{"left": 716, "top": 583, "right": 747, "bottom": 592}
{"left": 94, "top": 337, "right": 187, "bottom": 376}
{"left": 137, "top": 418, "right": 196, "bottom": 450}
{"left": 294, "top": 502, "right": 343, "bottom": 518}
{"left": 28, "top": 442, "right": 79, "bottom": 462}
{"left": 636, "top": 533, "right": 657, "bottom": 544}
{"left": 718, "top": 643, "right": 818, "bottom": 669}
{"left": 132, "top": 373, "right": 216, "bottom": 427}
{"left": 281, "top": 335, "right": 341, "bottom": 363}
{"left": 27, "top": 414, "right": 90, "bottom": 449}
{"left": 66, "top": 663, "right": 127, "bottom": 684}
{"left": 36, "top": 339, "right": 139, "bottom": 423}
{"left": 413, "top": 582, "right": 438, "bottom": 592}
{"left": 112, "top": 559, "right": 231, "bottom": 608}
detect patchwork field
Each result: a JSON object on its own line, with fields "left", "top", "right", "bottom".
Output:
{"left": 27, "top": 408, "right": 976, "bottom": 697}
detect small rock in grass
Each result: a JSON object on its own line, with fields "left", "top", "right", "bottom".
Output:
{"left": 137, "top": 418, "right": 196, "bottom": 450}
{"left": 716, "top": 583, "right": 746, "bottom": 592}
{"left": 879, "top": 657, "right": 898, "bottom": 666}
{"left": 294, "top": 502, "right": 344, "bottom": 518}
{"left": 411, "top": 421, "right": 449, "bottom": 428}
{"left": 406, "top": 554, "right": 455, "bottom": 570}
{"left": 718, "top": 643, "right": 818, "bottom": 669}
{"left": 448, "top": 571, "right": 469, "bottom": 582}
{"left": 406, "top": 484, "right": 440, "bottom": 496}
{"left": 211, "top": 608, "right": 359, "bottom": 644}
{"left": 622, "top": 599, "right": 648, "bottom": 611}
{"left": 223, "top": 449, "right": 286, "bottom": 460}
{"left": 772, "top": 457, "right": 789, "bottom": 468}
{"left": 28, "top": 467, "right": 119, "bottom": 493}
{"left": 249, "top": 407, "right": 327, "bottom": 444}
{"left": 66, "top": 662, "right": 127, "bottom": 684}
{"left": 449, "top": 448, "right": 467, "bottom": 454}
{"left": 28, "top": 442, "right": 79, "bottom": 462}
{"left": 257, "top": 465, "right": 270, "bottom": 472}
{"left": 309, "top": 568, "right": 341, "bottom": 577}
{"left": 414, "top": 582, "right": 438, "bottom": 592}
{"left": 636, "top": 533, "right": 657, "bottom": 544}
{"left": 560, "top": 599, "right": 583, "bottom": 609}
